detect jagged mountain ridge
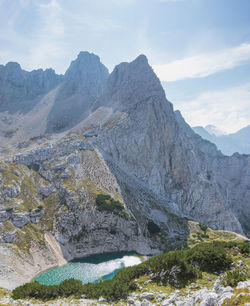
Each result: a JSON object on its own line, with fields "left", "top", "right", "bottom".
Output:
{"left": 0, "top": 52, "right": 249, "bottom": 290}
{"left": 0, "top": 52, "right": 109, "bottom": 150}
{"left": 193, "top": 124, "right": 250, "bottom": 155}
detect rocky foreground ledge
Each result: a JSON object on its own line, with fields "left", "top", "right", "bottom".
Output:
{"left": 0, "top": 279, "right": 249, "bottom": 305}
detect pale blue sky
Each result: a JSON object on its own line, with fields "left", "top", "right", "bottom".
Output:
{"left": 0, "top": 0, "right": 250, "bottom": 132}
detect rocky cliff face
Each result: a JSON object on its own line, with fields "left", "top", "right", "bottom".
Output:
{"left": 81, "top": 55, "right": 247, "bottom": 235}
{"left": 0, "top": 52, "right": 249, "bottom": 290}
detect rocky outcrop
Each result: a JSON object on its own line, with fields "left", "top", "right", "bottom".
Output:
{"left": 11, "top": 212, "right": 30, "bottom": 228}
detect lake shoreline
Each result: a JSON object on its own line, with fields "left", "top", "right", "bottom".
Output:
{"left": 33, "top": 251, "right": 143, "bottom": 286}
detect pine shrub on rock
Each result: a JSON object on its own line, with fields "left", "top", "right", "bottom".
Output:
{"left": 187, "top": 242, "right": 232, "bottom": 273}
{"left": 221, "top": 269, "right": 250, "bottom": 287}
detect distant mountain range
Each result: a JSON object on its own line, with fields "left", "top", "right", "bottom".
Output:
{"left": 192, "top": 124, "right": 250, "bottom": 155}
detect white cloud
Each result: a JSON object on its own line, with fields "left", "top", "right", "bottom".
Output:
{"left": 153, "top": 43, "right": 250, "bottom": 82}
{"left": 173, "top": 83, "right": 250, "bottom": 133}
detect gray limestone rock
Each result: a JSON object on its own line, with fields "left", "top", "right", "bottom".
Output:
{"left": 11, "top": 213, "right": 30, "bottom": 228}
{"left": 236, "top": 280, "right": 250, "bottom": 289}
{"left": 29, "top": 210, "right": 44, "bottom": 224}
{"left": 0, "top": 210, "right": 11, "bottom": 222}
{"left": 90, "top": 54, "right": 248, "bottom": 235}
{"left": 140, "top": 293, "right": 155, "bottom": 300}
{"left": 39, "top": 184, "right": 56, "bottom": 197}
{"left": 3, "top": 231, "right": 16, "bottom": 243}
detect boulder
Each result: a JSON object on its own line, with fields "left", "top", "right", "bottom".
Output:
{"left": 11, "top": 212, "right": 30, "bottom": 228}
{"left": 0, "top": 210, "right": 11, "bottom": 222}
{"left": 141, "top": 299, "right": 152, "bottom": 306}
{"left": 3, "top": 231, "right": 16, "bottom": 243}
{"left": 140, "top": 292, "right": 155, "bottom": 300}
{"left": 236, "top": 280, "right": 250, "bottom": 289}
{"left": 29, "top": 210, "right": 44, "bottom": 224}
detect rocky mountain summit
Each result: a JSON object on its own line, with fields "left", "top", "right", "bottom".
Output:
{"left": 0, "top": 52, "right": 108, "bottom": 150}
{"left": 0, "top": 52, "right": 249, "bottom": 289}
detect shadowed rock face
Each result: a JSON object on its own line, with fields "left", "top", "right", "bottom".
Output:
{"left": 0, "top": 62, "right": 62, "bottom": 113}
{"left": 46, "top": 52, "right": 109, "bottom": 133}
{"left": 0, "top": 52, "right": 109, "bottom": 148}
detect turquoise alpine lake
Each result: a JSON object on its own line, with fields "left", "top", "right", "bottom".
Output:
{"left": 33, "top": 252, "right": 142, "bottom": 285}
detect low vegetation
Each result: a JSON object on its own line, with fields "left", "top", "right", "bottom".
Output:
{"left": 221, "top": 269, "right": 250, "bottom": 287}
{"left": 95, "top": 194, "right": 128, "bottom": 218}
{"left": 12, "top": 240, "right": 249, "bottom": 302}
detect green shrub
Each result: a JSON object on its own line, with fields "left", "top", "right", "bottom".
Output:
{"left": 199, "top": 223, "right": 208, "bottom": 232}
{"left": 187, "top": 242, "right": 232, "bottom": 273}
{"left": 59, "top": 279, "right": 83, "bottom": 297}
{"left": 147, "top": 250, "right": 201, "bottom": 287}
{"left": 238, "top": 241, "right": 250, "bottom": 254}
{"left": 221, "top": 269, "right": 250, "bottom": 287}
{"left": 201, "top": 233, "right": 209, "bottom": 239}
{"left": 95, "top": 194, "right": 126, "bottom": 218}
{"left": 12, "top": 282, "right": 59, "bottom": 300}
{"left": 12, "top": 279, "right": 83, "bottom": 300}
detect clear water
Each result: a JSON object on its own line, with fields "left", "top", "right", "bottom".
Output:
{"left": 34, "top": 252, "right": 141, "bottom": 285}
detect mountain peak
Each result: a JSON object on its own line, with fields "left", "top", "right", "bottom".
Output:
{"left": 77, "top": 51, "right": 100, "bottom": 61}
{"left": 64, "top": 51, "right": 109, "bottom": 84}
{"left": 133, "top": 54, "right": 148, "bottom": 65}
{"left": 5, "top": 62, "right": 22, "bottom": 71}
{"left": 97, "top": 54, "right": 164, "bottom": 112}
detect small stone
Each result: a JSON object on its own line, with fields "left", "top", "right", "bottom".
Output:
{"left": 127, "top": 297, "right": 135, "bottom": 304}
{"left": 237, "top": 292, "right": 245, "bottom": 297}
{"left": 141, "top": 299, "right": 151, "bottom": 306}
{"left": 144, "top": 280, "right": 152, "bottom": 285}
{"left": 213, "top": 279, "right": 222, "bottom": 291}
{"left": 156, "top": 293, "right": 167, "bottom": 301}
{"left": 98, "top": 296, "right": 106, "bottom": 302}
